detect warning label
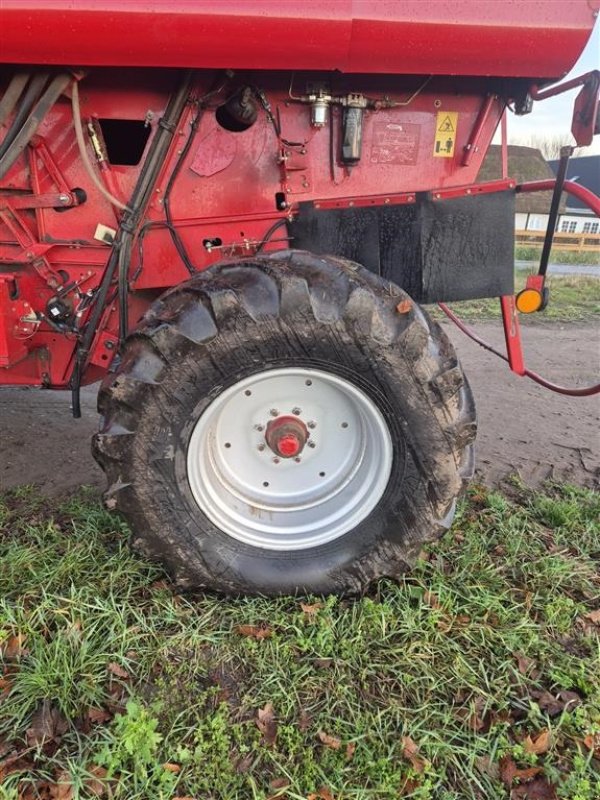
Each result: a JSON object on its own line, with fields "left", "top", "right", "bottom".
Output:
{"left": 370, "top": 121, "right": 421, "bottom": 166}
{"left": 433, "top": 111, "right": 458, "bottom": 158}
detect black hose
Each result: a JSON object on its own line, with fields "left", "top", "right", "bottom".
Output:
{"left": 70, "top": 71, "right": 195, "bottom": 417}
{"left": 0, "top": 73, "right": 48, "bottom": 160}
{"left": 0, "top": 73, "right": 70, "bottom": 179}
{"left": 0, "top": 72, "right": 30, "bottom": 129}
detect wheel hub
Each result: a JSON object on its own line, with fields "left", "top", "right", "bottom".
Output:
{"left": 186, "top": 367, "right": 393, "bottom": 550}
{"left": 265, "top": 415, "right": 308, "bottom": 458}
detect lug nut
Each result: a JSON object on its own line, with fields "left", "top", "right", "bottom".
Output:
{"left": 308, "top": 441, "right": 316, "bottom": 449}
{"left": 307, "top": 421, "right": 316, "bottom": 429}
{"left": 292, "top": 407, "right": 301, "bottom": 415}
{"left": 273, "top": 457, "right": 280, "bottom": 464}
{"left": 258, "top": 444, "right": 265, "bottom": 452}
{"left": 270, "top": 409, "right": 279, "bottom": 417}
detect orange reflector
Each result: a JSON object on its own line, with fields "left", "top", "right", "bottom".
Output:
{"left": 516, "top": 288, "right": 543, "bottom": 314}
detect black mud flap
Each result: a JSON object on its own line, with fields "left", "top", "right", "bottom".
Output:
{"left": 287, "top": 188, "right": 515, "bottom": 303}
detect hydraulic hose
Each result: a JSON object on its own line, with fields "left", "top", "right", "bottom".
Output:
{"left": 71, "top": 80, "right": 130, "bottom": 212}
{"left": 438, "top": 303, "right": 600, "bottom": 397}
{"left": 70, "top": 71, "right": 195, "bottom": 417}
{"left": 0, "top": 73, "right": 70, "bottom": 180}
{"left": 0, "top": 72, "right": 30, "bottom": 129}
{"left": 0, "top": 72, "right": 48, "bottom": 160}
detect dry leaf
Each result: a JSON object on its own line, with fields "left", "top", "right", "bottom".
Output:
{"left": 26, "top": 700, "right": 68, "bottom": 747}
{"left": 515, "top": 652, "right": 535, "bottom": 675}
{"left": 317, "top": 730, "right": 341, "bottom": 750}
{"left": 2, "top": 633, "right": 27, "bottom": 660}
{"left": 107, "top": 662, "right": 129, "bottom": 679}
{"left": 162, "top": 762, "right": 181, "bottom": 773}
{"left": 256, "top": 702, "right": 277, "bottom": 746}
{"left": 313, "top": 658, "right": 333, "bottom": 669}
{"left": 511, "top": 776, "right": 557, "bottom": 799}
{"left": 85, "top": 765, "right": 108, "bottom": 798}
{"left": 270, "top": 777, "right": 289, "bottom": 790}
{"left": 533, "top": 689, "right": 580, "bottom": 717}
{"left": 345, "top": 742, "right": 356, "bottom": 761}
{"left": 423, "top": 591, "right": 442, "bottom": 610}
{"left": 86, "top": 707, "right": 112, "bottom": 725}
{"left": 300, "top": 602, "right": 324, "bottom": 618}
{"left": 49, "top": 771, "right": 74, "bottom": 800}
{"left": 299, "top": 708, "right": 313, "bottom": 731}
{"left": 523, "top": 729, "right": 552, "bottom": 755}
{"left": 401, "top": 736, "right": 427, "bottom": 773}
{"left": 583, "top": 733, "right": 600, "bottom": 756}
{"left": 583, "top": 609, "right": 600, "bottom": 625}
{"left": 307, "top": 789, "right": 334, "bottom": 800}
{"left": 237, "top": 624, "right": 272, "bottom": 640}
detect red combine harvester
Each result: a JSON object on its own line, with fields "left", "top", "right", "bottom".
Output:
{"left": 1, "top": 2, "right": 599, "bottom": 594}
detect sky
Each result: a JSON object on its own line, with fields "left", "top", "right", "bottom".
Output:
{"left": 506, "top": 18, "right": 600, "bottom": 154}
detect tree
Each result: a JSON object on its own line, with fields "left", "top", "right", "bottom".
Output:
{"left": 509, "top": 133, "right": 592, "bottom": 161}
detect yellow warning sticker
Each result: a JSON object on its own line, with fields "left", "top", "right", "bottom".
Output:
{"left": 433, "top": 111, "right": 458, "bottom": 158}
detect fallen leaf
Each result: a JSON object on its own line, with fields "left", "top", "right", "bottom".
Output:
{"left": 401, "top": 736, "right": 427, "bottom": 773}
{"left": 2, "top": 633, "right": 27, "bottom": 660}
{"left": 26, "top": 700, "right": 68, "bottom": 747}
{"left": 523, "top": 729, "right": 552, "bottom": 755}
{"left": 313, "top": 658, "right": 333, "bottom": 669}
{"left": 399, "top": 777, "right": 421, "bottom": 796}
{"left": 500, "top": 756, "right": 518, "bottom": 787}
{"left": 511, "top": 775, "right": 557, "bottom": 799}
{"left": 307, "top": 789, "right": 334, "bottom": 800}
{"left": 237, "top": 624, "right": 272, "bottom": 640}
{"left": 317, "top": 730, "right": 341, "bottom": 750}
{"left": 256, "top": 702, "right": 277, "bottom": 747}
{"left": 230, "top": 751, "right": 251, "bottom": 773}
{"left": 534, "top": 689, "right": 581, "bottom": 717}
{"left": 107, "top": 662, "right": 129, "bottom": 679}
{"left": 583, "top": 609, "right": 600, "bottom": 625}
{"left": 583, "top": 733, "right": 600, "bottom": 756}
{"left": 423, "top": 591, "right": 442, "bottom": 610}
{"left": 299, "top": 709, "right": 313, "bottom": 731}
{"left": 300, "top": 602, "right": 324, "bottom": 618}
{"left": 270, "top": 777, "right": 289, "bottom": 790}
{"left": 475, "top": 756, "right": 499, "bottom": 781}
{"left": 162, "top": 762, "right": 181, "bottom": 773}
{"left": 345, "top": 742, "right": 356, "bottom": 760}
{"left": 515, "top": 652, "right": 535, "bottom": 675}
{"left": 49, "top": 771, "right": 74, "bottom": 800}
{"left": 86, "top": 707, "right": 112, "bottom": 725}
{"left": 85, "top": 766, "right": 108, "bottom": 798}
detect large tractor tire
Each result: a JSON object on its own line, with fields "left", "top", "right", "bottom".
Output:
{"left": 93, "top": 251, "right": 476, "bottom": 595}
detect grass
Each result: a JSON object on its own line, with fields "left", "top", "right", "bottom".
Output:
{"left": 515, "top": 248, "right": 600, "bottom": 267}
{"left": 428, "top": 269, "right": 600, "bottom": 323}
{"left": 0, "top": 483, "right": 599, "bottom": 799}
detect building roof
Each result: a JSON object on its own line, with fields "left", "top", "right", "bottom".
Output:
{"left": 548, "top": 155, "right": 600, "bottom": 214}
{"left": 478, "top": 145, "right": 565, "bottom": 215}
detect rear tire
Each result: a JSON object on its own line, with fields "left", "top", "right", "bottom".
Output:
{"left": 93, "top": 251, "right": 476, "bottom": 595}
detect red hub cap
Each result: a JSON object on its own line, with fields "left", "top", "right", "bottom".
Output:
{"left": 265, "top": 415, "right": 309, "bottom": 459}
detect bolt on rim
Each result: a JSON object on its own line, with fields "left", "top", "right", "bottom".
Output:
{"left": 186, "top": 367, "right": 393, "bottom": 550}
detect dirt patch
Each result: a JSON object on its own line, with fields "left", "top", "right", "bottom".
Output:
{"left": 0, "top": 321, "right": 598, "bottom": 494}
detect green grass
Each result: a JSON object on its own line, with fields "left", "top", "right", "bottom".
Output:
{"left": 515, "top": 248, "right": 600, "bottom": 267}
{"left": 1, "top": 484, "right": 599, "bottom": 799}
{"left": 428, "top": 269, "right": 600, "bottom": 323}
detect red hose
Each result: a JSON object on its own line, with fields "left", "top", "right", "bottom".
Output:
{"left": 438, "top": 303, "right": 600, "bottom": 397}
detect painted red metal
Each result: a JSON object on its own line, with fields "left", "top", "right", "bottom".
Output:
{"left": 0, "top": 1, "right": 598, "bottom": 78}
{"left": 0, "top": 3, "right": 599, "bottom": 390}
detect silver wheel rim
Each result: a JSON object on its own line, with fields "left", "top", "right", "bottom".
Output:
{"left": 186, "top": 367, "right": 393, "bottom": 550}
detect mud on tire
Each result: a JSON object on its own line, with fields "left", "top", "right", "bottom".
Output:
{"left": 93, "top": 251, "right": 476, "bottom": 595}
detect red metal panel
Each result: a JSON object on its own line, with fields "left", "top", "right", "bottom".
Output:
{"left": 0, "top": 1, "right": 597, "bottom": 78}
